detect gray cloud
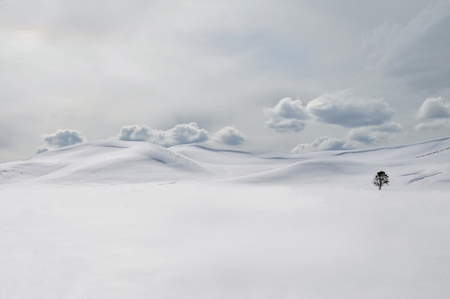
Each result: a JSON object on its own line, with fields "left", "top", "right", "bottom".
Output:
{"left": 265, "top": 118, "right": 306, "bottom": 133}
{"left": 117, "top": 125, "right": 152, "bottom": 142}
{"left": 414, "top": 119, "right": 450, "bottom": 132}
{"left": 0, "top": 0, "right": 445, "bottom": 161}
{"left": 416, "top": 97, "right": 450, "bottom": 119}
{"left": 264, "top": 97, "right": 309, "bottom": 132}
{"left": 364, "top": 1, "right": 450, "bottom": 92}
{"left": 414, "top": 96, "right": 450, "bottom": 132}
{"left": 117, "top": 123, "right": 209, "bottom": 147}
{"left": 291, "top": 136, "right": 351, "bottom": 153}
{"left": 348, "top": 122, "right": 402, "bottom": 145}
{"left": 37, "top": 129, "right": 85, "bottom": 153}
{"left": 306, "top": 90, "right": 396, "bottom": 128}
{"left": 212, "top": 126, "right": 246, "bottom": 146}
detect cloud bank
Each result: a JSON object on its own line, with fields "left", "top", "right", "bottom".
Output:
{"left": 265, "top": 91, "right": 402, "bottom": 150}
{"left": 264, "top": 97, "right": 309, "bottom": 132}
{"left": 37, "top": 129, "right": 85, "bottom": 153}
{"left": 212, "top": 126, "right": 246, "bottom": 146}
{"left": 117, "top": 123, "right": 209, "bottom": 147}
{"left": 291, "top": 136, "right": 351, "bottom": 153}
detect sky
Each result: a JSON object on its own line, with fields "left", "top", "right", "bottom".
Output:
{"left": 1, "top": 0, "right": 450, "bottom": 162}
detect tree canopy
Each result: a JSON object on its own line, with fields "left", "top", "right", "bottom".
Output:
{"left": 373, "top": 171, "right": 389, "bottom": 190}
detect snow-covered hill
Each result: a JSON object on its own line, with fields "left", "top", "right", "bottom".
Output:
{"left": 1, "top": 137, "right": 450, "bottom": 299}
{"left": 2, "top": 137, "right": 450, "bottom": 188}
{"left": 1, "top": 140, "right": 208, "bottom": 184}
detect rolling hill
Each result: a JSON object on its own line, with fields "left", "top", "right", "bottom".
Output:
{"left": 1, "top": 137, "right": 450, "bottom": 188}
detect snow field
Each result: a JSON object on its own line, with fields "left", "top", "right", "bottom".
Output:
{"left": 1, "top": 183, "right": 449, "bottom": 299}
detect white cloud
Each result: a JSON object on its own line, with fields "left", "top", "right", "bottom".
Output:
{"left": 348, "top": 122, "right": 402, "bottom": 145}
{"left": 37, "top": 129, "right": 85, "bottom": 153}
{"left": 306, "top": 90, "right": 396, "bottom": 128}
{"left": 414, "top": 119, "right": 450, "bottom": 132}
{"left": 264, "top": 97, "right": 309, "bottom": 132}
{"left": 416, "top": 97, "right": 450, "bottom": 120}
{"left": 212, "top": 126, "right": 246, "bottom": 146}
{"left": 291, "top": 136, "right": 351, "bottom": 153}
{"left": 117, "top": 123, "right": 209, "bottom": 147}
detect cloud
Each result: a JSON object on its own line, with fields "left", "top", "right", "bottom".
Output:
{"left": 37, "top": 129, "right": 85, "bottom": 153}
{"left": 414, "top": 119, "right": 450, "bottom": 132}
{"left": 416, "top": 97, "right": 450, "bottom": 120}
{"left": 212, "top": 126, "right": 246, "bottom": 146}
{"left": 265, "top": 118, "right": 306, "bottom": 133}
{"left": 264, "top": 97, "right": 309, "bottom": 132}
{"left": 306, "top": 90, "right": 396, "bottom": 128}
{"left": 291, "top": 136, "right": 351, "bottom": 153}
{"left": 0, "top": 1, "right": 445, "bottom": 161}
{"left": 414, "top": 96, "right": 450, "bottom": 132}
{"left": 347, "top": 122, "right": 402, "bottom": 145}
{"left": 117, "top": 122, "right": 209, "bottom": 147}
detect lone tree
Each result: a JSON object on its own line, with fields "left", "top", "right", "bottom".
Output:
{"left": 373, "top": 171, "right": 389, "bottom": 190}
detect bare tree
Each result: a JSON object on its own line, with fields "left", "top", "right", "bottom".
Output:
{"left": 373, "top": 171, "right": 389, "bottom": 190}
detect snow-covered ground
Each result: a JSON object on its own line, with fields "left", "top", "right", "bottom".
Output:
{"left": 1, "top": 137, "right": 450, "bottom": 298}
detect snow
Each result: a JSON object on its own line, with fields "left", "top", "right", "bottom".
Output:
{"left": 1, "top": 137, "right": 450, "bottom": 298}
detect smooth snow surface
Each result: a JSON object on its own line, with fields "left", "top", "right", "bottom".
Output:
{"left": 1, "top": 138, "right": 450, "bottom": 298}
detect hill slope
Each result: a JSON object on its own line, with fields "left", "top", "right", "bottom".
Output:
{"left": 0, "top": 140, "right": 208, "bottom": 184}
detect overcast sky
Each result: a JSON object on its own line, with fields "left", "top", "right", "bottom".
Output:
{"left": 1, "top": 0, "right": 450, "bottom": 161}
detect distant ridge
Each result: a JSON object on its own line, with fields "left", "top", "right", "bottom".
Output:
{"left": 336, "top": 136, "right": 450, "bottom": 156}
{"left": 171, "top": 144, "right": 252, "bottom": 155}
